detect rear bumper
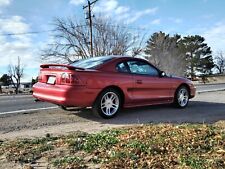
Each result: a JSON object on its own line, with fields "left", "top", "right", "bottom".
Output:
{"left": 32, "top": 82, "right": 100, "bottom": 107}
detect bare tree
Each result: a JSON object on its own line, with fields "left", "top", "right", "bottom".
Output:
{"left": 42, "top": 17, "right": 141, "bottom": 63}
{"left": 145, "top": 32, "right": 186, "bottom": 76}
{"left": 131, "top": 33, "right": 147, "bottom": 57}
{"left": 8, "top": 56, "right": 24, "bottom": 94}
{"left": 215, "top": 51, "right": 225, "bottom": 74}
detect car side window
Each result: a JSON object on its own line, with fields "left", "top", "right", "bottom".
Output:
{"left": 127, "top": 60, "right": 159, "bottom": 76}
{"left": 116, "top": 62, "right": 130, "bottom": 73}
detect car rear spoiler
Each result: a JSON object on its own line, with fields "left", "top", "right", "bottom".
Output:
{"left": 40, "top": 64, "right": 85, "bottom": 70}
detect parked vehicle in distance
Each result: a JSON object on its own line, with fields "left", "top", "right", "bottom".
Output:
{"left": 33, "top": 56, "right": 196, "bottom": 118}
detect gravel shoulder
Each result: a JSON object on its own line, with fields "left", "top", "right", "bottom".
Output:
{"left": 0, "top": 109, "right": 130, "bottom": 140}
{"left": 0, "top": 91, "right": 225, "bottom": 140}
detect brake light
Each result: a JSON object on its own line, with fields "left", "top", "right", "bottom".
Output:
{"left": 61, "top": 73, "right": 70, "bottom": 84}
{"left": 61, "top": 73, "right": 82, "bottom": 85}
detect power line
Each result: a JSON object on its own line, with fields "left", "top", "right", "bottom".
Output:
{"left": 0, "top": 25, "right": 87, "bottom": 36}
{"left": 0, "top": 23, "right": 146, "bottom": 37}
{"left": 0, "top": 30, "right": 54, "bottom": 36}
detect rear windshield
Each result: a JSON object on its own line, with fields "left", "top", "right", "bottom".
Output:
{"left": 70, "top": 56, "right": 113, "bottom": 69}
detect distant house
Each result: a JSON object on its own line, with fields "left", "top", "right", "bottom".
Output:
{"left": 0, "top": 82, "right": 32, "bottom": 94}
{"left": 1, "top": 82, "right": 32, "bottom": 89}
{"left": 20, "top": 82, "right": 32, "bottom": 89}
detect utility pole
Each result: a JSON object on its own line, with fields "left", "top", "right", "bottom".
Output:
{"left": 83, "top": 0, "right": 98, "bottom": 57}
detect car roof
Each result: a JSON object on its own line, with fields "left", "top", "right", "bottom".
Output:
{"left": 103, "top": 55, "right": 132, "bottom": 59}
{"left": 105, "top": 55, "right": 147, "bottom": 61}
{"left": 96, "top": 55, "right": 151, "bottom": 72}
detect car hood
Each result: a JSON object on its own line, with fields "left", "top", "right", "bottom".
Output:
{"left": 169, "top": 75, "right": 193, "bottom": 84}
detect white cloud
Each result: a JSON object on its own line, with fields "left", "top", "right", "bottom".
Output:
{"left": 93, "top": 0, "right": 118, "bottom": 13}
{"left": 0, "top": 15, "right": 31, "bottom": 45}
{"left": 0, "top": 40, "right": 39, "bottom": 65}
{"left": 69, "top": 0, "right": 85, "bottom": 6}
{"left": 0, "top": 15, "right": 40, "bottom": 79}
{"left": 115, "top": 6, "right": 130, "bottom": 15}
{"left": 201, "top": 14, "right": 214, "bottom": 20}
{"left": 0, "top": 0, "right": 12, "bottom": 13}
{"left": 0, "top": 16, "right": 29, "bottom": 34}
{"left": 93, "top": 0, "right": 158, "bottom": 24}
{"left": 151, "top": 19, "right": 161, "bottom": 25}
{"left": 203, "top": 22, "right": 225, "bottom": 52}
{"left": 126, "top": 8, "right": 158, "bottom": 24}
{"left": 0, "top": 0, "right": 11, "bottom": 7}
{"left": 169, "top": 17, "right": 183, "bottom": 24}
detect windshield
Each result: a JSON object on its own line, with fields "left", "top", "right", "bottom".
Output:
{"left": 70, "top": 56, "right": 113, "bottom": 69}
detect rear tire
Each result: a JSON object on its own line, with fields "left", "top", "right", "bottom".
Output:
{"left": 174, "top": 86, "right": 189, "bottom": 108}
{"left": 92, "top": 88, "right": 121, "bottom": 119}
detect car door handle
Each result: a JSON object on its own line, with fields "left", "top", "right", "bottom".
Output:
{"left": 136, "top": 80, "right": 142, "bottom": 84}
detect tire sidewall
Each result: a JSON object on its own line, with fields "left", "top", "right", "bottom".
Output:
{"left": 93, "top": 88, "right": 121, "bottom": 118}
{"left": 175, "top": 86, "right": 189, "bottom": 108}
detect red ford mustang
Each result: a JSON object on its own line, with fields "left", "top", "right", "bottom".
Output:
{"left": 33, "top": 56, "right": 196, "bottom": 118}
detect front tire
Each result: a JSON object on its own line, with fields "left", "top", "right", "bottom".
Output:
{"left": 92, "top": 88, "right": 121, "bottom": 118}
{"left": 174, "top": 86, "right": 189, "bottom": 108}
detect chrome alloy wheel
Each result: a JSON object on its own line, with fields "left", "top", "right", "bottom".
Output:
{"left": 100, "top": 92, "right": 120, "bottom": 116}
{"left": 177, "top": 88, "right": 189, "bottom": 107}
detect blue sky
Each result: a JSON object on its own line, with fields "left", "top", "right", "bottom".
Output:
{"left": 0, "top": 0, "right": 225, "bottom": 81}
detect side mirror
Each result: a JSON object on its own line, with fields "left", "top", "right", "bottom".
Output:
{"left": 160, "top": 71, "right": 166, "bottom": 77}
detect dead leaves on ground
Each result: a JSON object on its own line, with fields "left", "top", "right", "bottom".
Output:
{"left": 0, "top": 123, "right": 224, "bottom": 169}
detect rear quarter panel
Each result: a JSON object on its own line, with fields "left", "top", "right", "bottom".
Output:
{"left": 77, "top": 70, "right": 134, "bottom": 105}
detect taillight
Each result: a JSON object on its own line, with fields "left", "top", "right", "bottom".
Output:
{"left": 61, "top": 73, "right": 70, "bottom": 84}
{"left": 61, "top": 73, "right": 82, "bottom": 85}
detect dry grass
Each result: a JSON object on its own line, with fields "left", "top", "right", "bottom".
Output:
{"left": 0, "top": 122, "right": 224, "bottom": 169}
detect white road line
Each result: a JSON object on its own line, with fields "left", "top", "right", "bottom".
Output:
{"left": 0, "top": 98, "right": 34, "bottom": 103}
{"left": 198, "top": 88, "right": 225, "bottom": 94}
{"left": 0, "top": 106, "right": 58, "bottom": 115}
{"left": 0, "top": 95, "right": 32, "bottom": 99}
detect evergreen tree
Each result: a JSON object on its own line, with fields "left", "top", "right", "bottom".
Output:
{"left": 145, "top": 31, "right": 186, "bottom": 76}
{"left": 0, "top": 74, "right": 11, "bottom": 86}
{"left": 179, "top": 35, "right": 214, "bottom": 79}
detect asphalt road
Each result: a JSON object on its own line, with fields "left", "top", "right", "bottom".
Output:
{"left": 0, "top": 95, "right": 55, "bottom": 113}
{"left": 0, "top": 83, "right": 225, "bottom": 114}
{"left": 0, "top": 88, "right": 225, "bottom": 139}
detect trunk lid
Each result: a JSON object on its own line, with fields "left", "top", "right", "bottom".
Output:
{"left": 38, "top": 64, "right": 84, "bottom": 85}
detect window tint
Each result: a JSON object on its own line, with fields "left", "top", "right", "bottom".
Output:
{"left": 127, "top": 60, "right": 159, "bottom": 76}
{"left": 70, "top": 56, "right": 113, "bottom": 69}
{"left": 116, "top": 62, "right": 129, "bottom": 73}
